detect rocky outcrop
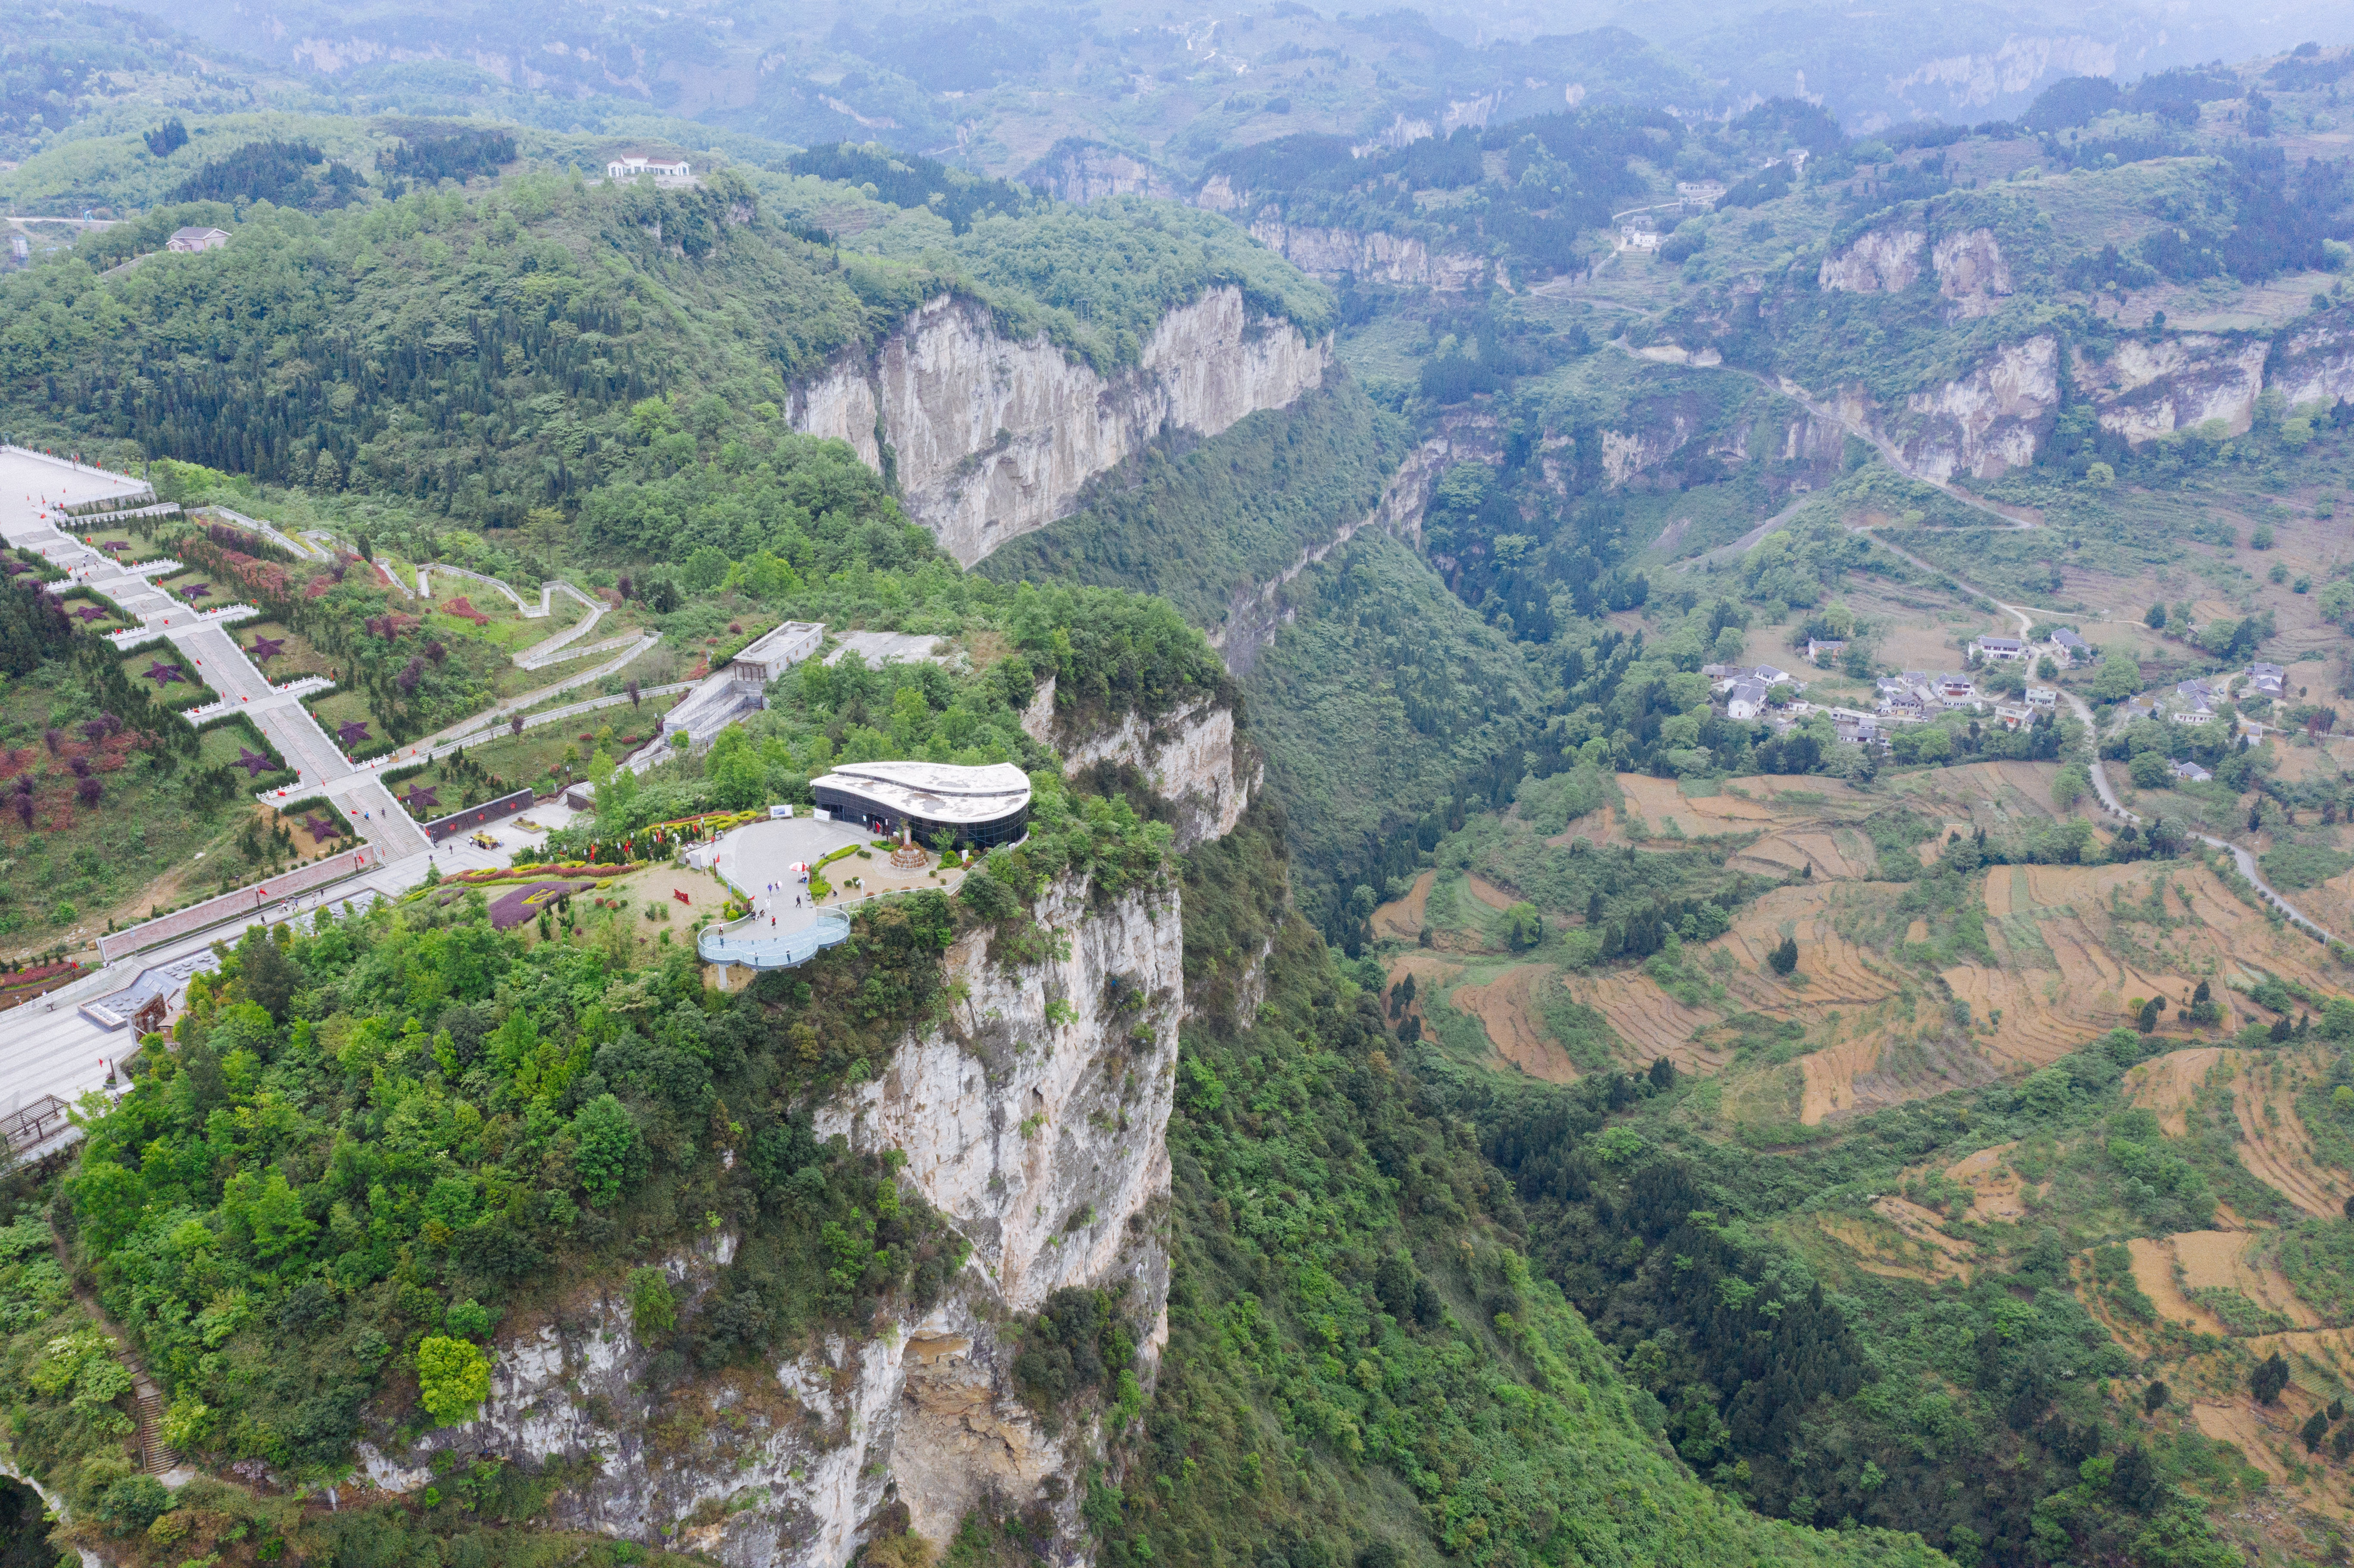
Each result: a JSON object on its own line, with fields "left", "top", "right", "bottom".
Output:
{"left": 821, "top": 879, "right": 1183, "bottom": 1317}
{"left": 1244, "top": 221, "right": 1489, "bottom": 291}
{"left": 1021, "top": 142, "right": 1178, "bottom": 204}
{"left": 1211, "top": 414, "right": 1501, "bottom": 674}
{"left": 2272, "top": 314, "right": 2354, "bottom": 408}
{"left": 2079, "top": 333, "right": 2271, "bottom": 442}
{"left": 1931, "top": 228, "right": 2012, "bottom": 317}
{"left": 366, "top": 874, "right": 1185, "bottom": 1568}
{"left": 790, "top": 289, "right": 1328, "bottom": 566}
{"left": 1890, "top": 334, "right": 2057, "bottom": 480}
{"left": 1819, "top": 227, "right": 1925, "bottom": 293}
{"left": 1024, "top": 681, "right": 1260, "bottom": 846}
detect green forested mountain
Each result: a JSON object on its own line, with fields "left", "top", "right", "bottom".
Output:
{"left": 6, "top": 16, "right": 2354, "bottom": 1568}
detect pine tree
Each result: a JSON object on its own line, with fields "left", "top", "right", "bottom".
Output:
{"left": 2252, "top": 1350, "right": 2292, "bottom": 1405}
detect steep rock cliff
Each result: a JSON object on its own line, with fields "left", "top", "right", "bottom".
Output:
{"left": 1211, "top": 413, "right": 1501, "bottom": 674}
{"left": 1020, "top": 142, "right": 1180, "bottom": 204}
{"left": 1242, "top": 221, "right": 1489, "bottom": 291}
{"left": 1818, "top": 227, "right": 1926, "bottom": 294}
{"left": 1888, "top": 334, "right": 2057, "bottom": 480}
{"left": 2078, "top": 333, "right": 2273, "bottom": 442}
{"left": 1818, "top": 226, "right": 2010, "bottom": 315}
{"left": 790, "top": 289, "right": 1328, "bottom": 566}
{"left": 364, "top": 877, "right": 1186, "bottom": 1568}
{"left": 1022, "top": 681, "right": 1261, "bottom": 848}
{"left": 2273, "top": 313, "right": 2354, "bottom": 408}
{"left": 1931, "top": 228, "right": 2013, "bottom": 317}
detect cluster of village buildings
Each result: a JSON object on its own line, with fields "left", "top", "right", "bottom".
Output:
{"left": 1704, "top": 620, "right": 2291, "bottom": 775}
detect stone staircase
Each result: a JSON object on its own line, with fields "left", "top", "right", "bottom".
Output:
{"left": 131, "top": 1373, "right": 178, "bottom": 1475}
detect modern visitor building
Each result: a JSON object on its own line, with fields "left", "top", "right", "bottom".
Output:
{"left": 810, "top": 760, "right": 1032, "bottom": 850}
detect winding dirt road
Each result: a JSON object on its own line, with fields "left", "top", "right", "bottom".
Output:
{"left": 1853, "top": 533, "right": 2339, "bottom": 947}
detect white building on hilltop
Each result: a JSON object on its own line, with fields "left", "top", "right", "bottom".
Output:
{"left": 607, "top": 155, "right": 694, "bottom": 183}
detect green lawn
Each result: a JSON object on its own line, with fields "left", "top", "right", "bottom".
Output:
{"left": 118, "top": 643, "right": 215, "bottom": 710}
{"left": 195, "top": 714, "right": 298, "bottom": 793}
{"left": 233, "top": 619, "right": 334, "bottom": 682}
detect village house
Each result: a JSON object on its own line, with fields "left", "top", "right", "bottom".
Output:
{"left": 2243, "top": 662, "right": 2285, "bottom": 698}
{"left": 167, "top": 226, "right": 229, "bottom": 252}
{"left": 2025, "top": 686, "right": 2057, "bottom": 708}
{"left": 1675, "top": 180, "right": 1727, "bottom": 208}
{"left": 2049, "top": 628, "right": 2089, "bottom": 666}
{"left": 1834, "top": 713, "right": 1888, "bottom": 748}
{"left": 1806, "top": 637, "right": 1846, "bottom": 665}
{"left": 1936, "top": 673, "right": 1977, "bottom": 703}
{"left": 1726, "top": 678, "right": 1769, "bottom": 721}
{"left": 1993, "top": 703, "right": 2033, "bottom": 731}
{"left": 2167, "top": 680, "right": 2216, "bottom": 724}
{"left": 607, "top": 154, "right": 694, "bottom": 182}
{"left": 1971, "top": 635, "right": 2026, "bottom": 663}
{"left": 2169, "top": 759, "right": 2213, "bottom": 783}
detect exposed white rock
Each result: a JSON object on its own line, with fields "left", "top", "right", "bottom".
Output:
{"left": 790, "top": 288, "right": 1327, "bottom": 566}
{"left": 1024, "top": 684, "right": 1258, "bottom": 846}
{"left": 1894, "top": 334, "right": 2057, "bottom": 480}
{"left": 1021, "top": 144, "right": 1178, "bottom": 204}
{"left": 821, "top": 878, "right": 1183, "bottom": 1313}
{"left": 2083, "top": 334, "right": 2272, "bottom": 442}
{"left": 1244, "top": 221, "right": 1489, "bottom": 290}
{"left": 1931, "top": 228, "right": 2012, "bottom": 317}
{"left": 362, "top": 871, "right": 1186, "bottom": 1568}
{"left": 1601, "top": 418, "right": 1694, "bottom": 486}
{"left": 1819, "top": 227, "right": 1925, "bottom": 293}
{"left": 1632, "top": 344, "right": 1722, "bottom": 367}
{"left": 2263, "top": 316, "right": 2354, "bottom": 411}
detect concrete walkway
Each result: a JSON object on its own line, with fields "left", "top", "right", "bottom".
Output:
{"left": 0, "top": 447, "right": 528, "bottom": 1110}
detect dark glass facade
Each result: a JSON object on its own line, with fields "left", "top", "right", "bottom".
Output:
{"left": 810, "top": 784, "right": 1029, "bottom": 851}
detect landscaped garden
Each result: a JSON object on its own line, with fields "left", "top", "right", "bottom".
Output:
{"left": 301, "top": 685, "right": 392, "bottom": 761}
{"left": 116, "top": 643, "right": 215, "bottom": 710}
{"left": 0, "top": 661, "right": 265, "bottom": 955}
{"left": 232, "top": 618, "right": 333, "bottom": 682}
{"left": 51, "top": 586, "right": 131, "bottom": 635}
{"left": 453, "top": 696, "right": 685, "bottom": 793}
{"left": 194, "top": 713, "right": 298, "bottom": 794}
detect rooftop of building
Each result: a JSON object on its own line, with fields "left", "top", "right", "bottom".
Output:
{"left": 812, "top": 759, "right": 1032, "bottom": 824}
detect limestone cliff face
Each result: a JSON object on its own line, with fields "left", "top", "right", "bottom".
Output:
{"left": 1243, "top": 221, "right": 1489, "bottom": 290}
{"left": 789, "top": 288, "right": 1328, "bottom": 566}
{"left": 1931, "top": 228, "right": 2013, "bottom": 317}
{"left": 2078, "top": 334, "right": 2273, "bottom": 442}
{"left": 1818, "top": 227, "right": 1926, "bottom": 294}
{"left": 1888, "top": 334, "right": 2058, "bottom": 481}
{"left": 1021, "top": 143, "right": 1179, "bottom": 204}
{"left": 1023, "top": 679, "right": 1261, "bottom": 847}
{"left": 2273, "top": 315, "right": 2354, "bottom": 408}
{"left": 1818, "top": 225, "right": 2011, "bottom": 317}
{"left": 1212, "top": 413, "right": 1501, "bottom": 675}
{"left": 361, "top": 876, "right": 1186, "bottom": 1568}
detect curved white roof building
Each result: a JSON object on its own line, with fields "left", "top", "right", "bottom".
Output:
{"left": 810, "top": 760, "right": 1031, "bottom": 849}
